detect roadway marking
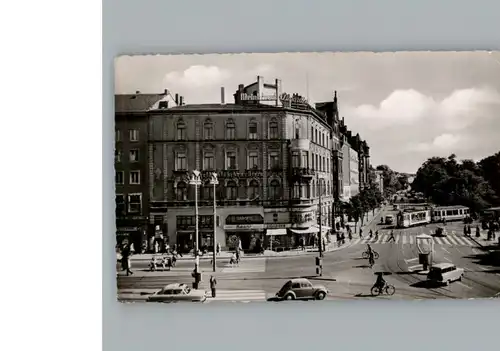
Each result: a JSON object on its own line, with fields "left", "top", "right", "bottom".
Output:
{"left": 447, "top": 236, "right": 459, "bottom": 245}
{"left": 441, "top": 247, "right": 451, "bottom": 254}
{"left": 404, "top": 257, "right": 419, "bottom": 264}
{"left": 409, "top": 236, "right": 414, "bottom": 245}
{"left": 443, "top": 257, "right": 452, "bottom": 262}
{"left": 402, "top": 236, "right": 408, "bottom": 245}
{"left": 472, "top": 248, "right": 480, "bottom": 255}
{"left": 395, "top": 236, "right": 400, "bottom": 243}
{"left": 457, "top": 282, "right": 472, "bottom": 290}
{"left": 408, "top": 264, "right": 422, "bottom": 272}
{"left": 454, "top": 236, "right": 468, "bottom": 246}
{"left": 462, "top": 237, "right": 475, "bottom": 246}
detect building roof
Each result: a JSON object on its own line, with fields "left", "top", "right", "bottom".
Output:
{"left": 115, "top": 93, "right": 165, "bottom": 113}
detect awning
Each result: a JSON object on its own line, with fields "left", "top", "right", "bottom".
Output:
{"left": 289, "top": 227, "right": 319, "bottom": 234}
{"left": 312, "top": 224, "right": 332, "bottom": 231}
{"left": 266, "top": 229, "right": 287, "bottom": 236}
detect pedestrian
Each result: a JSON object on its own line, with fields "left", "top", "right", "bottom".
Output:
{"left": 217, "top": 242, "right": 221, "bottom": 255}
{"left": 210, "top": 275, "right": 217, "bottom": 298}
{"left": 467, "top": 225, "right": 472, "bottom": 236}
{"left": 388, "top": 230, "right": 396, "bottom": 243}
{"left": 476, "top": 225, "right": 480, "bottom": 238}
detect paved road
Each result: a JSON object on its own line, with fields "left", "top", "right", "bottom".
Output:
{"left": 117, "top": 206, "right": 500, "bottom": 302}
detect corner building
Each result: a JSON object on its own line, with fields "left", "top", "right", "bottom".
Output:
{"left": 148, "top": 77, "right": 335, "bottom": 252}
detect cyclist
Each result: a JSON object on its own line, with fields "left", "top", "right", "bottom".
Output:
{"left": 374, "top": 230, "right": 379, "bottom": 240}
{"left": 373, "top": 272, "right": 386, "bottom": 290}
{"left": 366, "top": 244, "right": 373, "bottom": 254}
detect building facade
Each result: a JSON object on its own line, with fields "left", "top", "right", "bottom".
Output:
{"left": 147, "top": 77, "right": 335, "bottom": 252}
{"left": 115, "top": 92, "right": 165, "bottom": 249}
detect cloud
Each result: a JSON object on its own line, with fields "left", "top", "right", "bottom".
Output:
{"left": 411, "top": 133, "right": 462, "bottom": 152}
{"left": 164, "top": 65, "right": 230, "bottom": 88}
{"left": 344, "top": 88, "right": 500, "bottom": 130}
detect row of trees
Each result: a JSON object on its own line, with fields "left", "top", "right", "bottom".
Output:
{"left": 339, "top": 185, "right": 384, "bottom": 230}
{"left": 411, "top": 152, "right": 500, "bottom": 213}
{"left": 374, "top": 164, "right": 411, "bottom": 198}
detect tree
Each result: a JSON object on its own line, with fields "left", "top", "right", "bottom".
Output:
{"left": 411, "top": 154, "right": 498, "bottom": 213}
{"left": 479, "top": 152, "right": 500, "bottom": 201}
{"left": 375, "top": 164, "right": 403, "bottom": 198}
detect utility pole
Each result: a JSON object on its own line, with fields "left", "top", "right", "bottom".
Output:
{"left": 317, "top": 173, "right": 323, "bottom": 258}
{"left": 210, "top": 173, "right": 219, "bottom": 272}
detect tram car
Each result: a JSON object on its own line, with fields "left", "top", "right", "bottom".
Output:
{"left": 431, "top": 206, "right": 470, "bottom": 223}
{"left": 396, "top": 209, "right": 432, "bottom": 228}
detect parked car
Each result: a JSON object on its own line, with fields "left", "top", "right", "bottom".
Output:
{"left": 427, "top": 263, "right": 464, "bottom": 286}
{"left": 275, "top": 278, "right": 329, "bottom": 301}
{"left": 147, "top": 283, "right": 207, "bottom": 303}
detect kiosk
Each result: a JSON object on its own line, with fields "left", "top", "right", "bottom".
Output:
{"left": 416, "top": 233, "right": 434, "bottom": 272}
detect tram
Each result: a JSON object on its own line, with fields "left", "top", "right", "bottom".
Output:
{"left": 431, "top": 206, "right": 470, "bottom": 223}
{"left": 396, "top": 205, "right": 471, "bottom": 228}
{"left": 396, "top": 209, "right": 432, "bottom": 228}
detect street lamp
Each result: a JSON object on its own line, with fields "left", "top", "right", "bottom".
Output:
{"left": 209, "top": 172, "right": 218, "bottom": 272}
{"left": 189, "top": 170, "right": 202, "bottom": 288}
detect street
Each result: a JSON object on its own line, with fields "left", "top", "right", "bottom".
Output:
{"left": 117, "top": 206, "right": 500, "bottom": 303}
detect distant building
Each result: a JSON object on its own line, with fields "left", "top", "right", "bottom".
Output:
{"left": 374, "top": 170, "right": 384, "bottom": 195}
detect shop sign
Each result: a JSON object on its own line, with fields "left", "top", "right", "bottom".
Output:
{"left": 279, "top": 93, "right": 309, "bottom": 109}
{"left": 266, "top": 223, "right": 291, "bottom": 229}
{"left": 117, "top": 227, "right": 138, "bottom": 232}
{"left": 225, "top": 214, "right": 264, "bottom": 225}
{"left": 224, "top": 224, "right": 265, "bottom": 230}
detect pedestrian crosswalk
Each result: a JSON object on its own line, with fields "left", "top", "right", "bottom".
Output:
{"left": 220, "top": 257, "right": 267, "bottom": 273}
{"left": 349, "top": 233, "right": 478, "bottom": 247}
{"left": 207, "top": 289, "right": 268, "bottom": 303}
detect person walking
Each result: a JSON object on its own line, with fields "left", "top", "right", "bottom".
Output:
{"left": 387, "top": 230, "right": 396, "bottom": 243}
{"left": 210, "top": 275, "right": 217, "bottom": 298}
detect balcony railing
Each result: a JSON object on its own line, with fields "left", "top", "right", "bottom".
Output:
{"left": 291, "top": 167, "right": 316, "bottom": 178}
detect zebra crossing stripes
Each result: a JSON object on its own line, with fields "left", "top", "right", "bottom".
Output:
{"left": 220, "top": 257, "right": 267, "bottom": 273}
{"left": 207, "top": 289, "right": 268, "bottom": 302}
{"left": 349, "top": 234, "right": 477, "bottom": 247}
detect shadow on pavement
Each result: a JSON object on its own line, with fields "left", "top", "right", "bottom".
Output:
{"left": 463, "top": 246, "right": 500, "bottom": 269}
{"left": 353, "top": 264, "right": 371, "bottom": 268}
{"left": 354, "top": 293, "right": 375, "bottom": 298}
{"left": 220, "top": 275, "right": 336, "bottom": 282}
{"left": 410, "top": 280, "right": 443, "bottom": 289}
{"left": 395, "top": 271, "right": 419, "bottom": 276}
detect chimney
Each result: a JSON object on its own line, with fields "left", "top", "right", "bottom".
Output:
{"left": 179, "top": 96, "right": 184, "bottom": 106}
{"left": 175, "top": 93, "right": 179, "bottom": 106}
{"left": 164, "top": 89, "right": 169, "bottom": 95}
{"left": 135, "top": 90, "right": 141, "bottom": 94}
{"left": 221, "top": 87, "right": 225, "bottom": 104}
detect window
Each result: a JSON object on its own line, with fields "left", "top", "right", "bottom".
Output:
{"left": 315, "top": 155, "right": 319, "bottom": 170}
{"left": 226, "top": 151, "right": 236, "bottom": 170}
{"left": 292, "top": 152, "right": 299, "bottom": 168}
{"left": 315, "top": 129, "right": 318, "bottom": 143}
{"left": 115, "top": 171, "right": 124, "bottom": 184}
{"left": 176, "top": 181, "right": 187, "bottom": 201}
{"left": 129, "top": 149, "right": 139, "bottom": 162}
{"left": 248, "top": 180, "right": 259, "bottom": 199}
{"left": 295, "top": 126, "right": 300, "bottom": 139}
{"left": 269, "top": 180, "right": 281, "bottom": 199}
{"left": 292, "top": 283, "right": 301, "bottom": 289}
{"left": 310, "top": 126, "right": 313, "bottom": 140}
{"left": 130, "top": 171, "right": 140, "bottom": 185}
{"left": 248, "top": 151, "right": 259, "bottom": 169}
{"left": 128, "top": 193, "right": 142, "bottom": 213}
{"left": 226, "top": 181, "right": 237, "bottom": 200}
{"left": 129, "top": 129, "right": 139, "bottom": 142}
{"left": 226, "top": 120, "right": 235, "bottom": 139}
{"left": 293, "top": 183, "right": 300, "bottom": 198}
{"left": 249, "top": 121, "right": 257, "bottom": 139}
{"left": 115, "top": 150, "right": 121, "bottom": 163}
{"left": 326, "top": 158, "right": 329, "bottom": 173}
{"left": 202, "top": 183, "right": 214, "bottom": 200}
{"left": 269, "top": 120, "right": 278, "bottom": 139}
{"left": 311, "top": 153, "right": 315, "bottom": 169}
{"left": 322, "top": 157, "right": 326, "bottom": 172}
{"left": 312, "top": 180, "right": 316, "bottom": 197}
{"left": 269, "top": 152, "right": 280, "bottom": 169}
{"left": 115, "top": 194, "right": 125, "bottom": 216}
{"left": 203, "top": 151, "right": 214, "bottom": 170}
{"left": 115, "top": 130, "right": 121, "bottom": 142}
{"left": 176, "top": 121, "right": 186, "bottom": 140}
{"left": 204, "top": 121, "right": 214, "bottom": 140}
{"left": 176, "top": 152, "right": 187, "bottom": 170}
{"left": 302, "top": 153, "right": 308, "bottom": 168}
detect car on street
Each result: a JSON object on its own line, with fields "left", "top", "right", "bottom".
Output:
{"left": 275, "top": 278, "right": 329, "bottom": 301}
{"left": 434, "top": 226, "right": 448, "bottom": 237}
{"left": 427, "top": 263, "right": 464, "bottom": 286}
{"left": 147, "top": 283, "right": 207, "bottom": 303}
{"left": 385, "top": 215, "right": 394, "bottom": 225}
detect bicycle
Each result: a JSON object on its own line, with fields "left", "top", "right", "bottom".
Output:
{"left": 370, "top": 284, "right": 396, "bottom": 296}
{"left": 362, "top": 250, "right": 379, "bottom": 259}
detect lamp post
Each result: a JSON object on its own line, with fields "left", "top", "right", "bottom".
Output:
{"left": 209, "top": 172, "right": 219, "bottom": 272}
{"left": 189, "top": 170, "right": 202, "bottom": 288}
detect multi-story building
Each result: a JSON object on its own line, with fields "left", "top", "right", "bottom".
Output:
{"left": 115, "top": 92, "right": 166, "bottom": 249}
{"left": 147, "top": 76, "right": 335, "bottom": 252}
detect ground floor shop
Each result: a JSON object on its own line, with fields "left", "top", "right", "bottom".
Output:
{"left": 115, "top": 216, "right": 148, "bottom": 251}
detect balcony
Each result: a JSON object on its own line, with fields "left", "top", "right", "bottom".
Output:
{"left": 290, "top": 139, "right": 310, "bottom": 151}
{"left": 291, "top": 167, "right": 315, "bottom": 179}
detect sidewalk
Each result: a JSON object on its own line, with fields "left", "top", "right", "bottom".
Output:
{"left": 128, "top": 235, "right": 361, "bottom": 262}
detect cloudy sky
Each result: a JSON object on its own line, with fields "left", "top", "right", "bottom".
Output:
{"left": 115, "top": 52, "right": 500, "bottom": 174}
